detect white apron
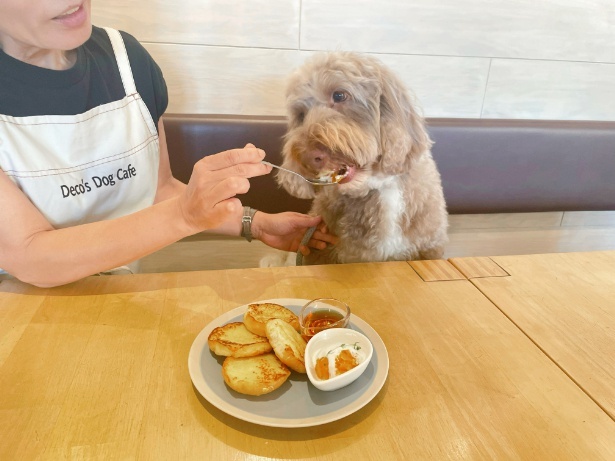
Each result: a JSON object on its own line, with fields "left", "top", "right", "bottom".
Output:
{"left": 0, "top": 28, "right": 160, "bottom": 274}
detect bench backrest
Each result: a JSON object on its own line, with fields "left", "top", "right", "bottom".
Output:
{"left": 164, "top": 114, "right": 615, "bottom": 214}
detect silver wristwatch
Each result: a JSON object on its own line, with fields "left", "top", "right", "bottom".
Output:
{"left": 240, "top": 207, "right": 258, "bottom": 242}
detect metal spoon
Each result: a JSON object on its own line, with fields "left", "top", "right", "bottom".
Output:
{"left": 262, "top": 161, "right": 342, "bottom": 186}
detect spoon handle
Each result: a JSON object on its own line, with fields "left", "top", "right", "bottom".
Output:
{"left": 261, "top": 161, "right": 338, "bottom": 186}
{"left": 262, "top": 161, "right": 310, "bottom": 182}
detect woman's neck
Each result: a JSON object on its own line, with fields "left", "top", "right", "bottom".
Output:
{"left": 0, "top": 40, "right": 76, "bottom": 70}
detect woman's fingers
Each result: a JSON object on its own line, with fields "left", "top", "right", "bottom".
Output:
{"left": 192, "top": 148, "right": 272, "bottom": 188}
{"left": 179, "top": 145, "right": 273, "bottom": 233}
{"left": 206, "top": 176, "right": 251, "bottom": 205}
{"left": 311, "top": 227, "right": 340, "bottom": 246}
{"left": 209, "top": 197, "right": 243, "bottom": 221}
{"left": 198, "top": 145, "right": 268, "bottom": 172}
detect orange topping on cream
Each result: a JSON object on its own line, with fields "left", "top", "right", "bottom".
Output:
{"left": 335, "top": 349, "right": 359, "bottom": 375}
{"left": 315, "top": 357, "right": 330, "bottom": 380}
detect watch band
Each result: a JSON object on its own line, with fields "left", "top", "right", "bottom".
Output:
{"left": 240, "top": 207, "right": 257, "bottom": 242}
{"left": 295, "top": 226, "right": 317, "bottom": 266}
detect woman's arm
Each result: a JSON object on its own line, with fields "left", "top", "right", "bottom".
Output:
{"left": 152, "top": 120, "right": 261, "bottom": 237}
{"left": 154, "top": 120, "right": 186, "bottom": 203}
{"left": 0, "top": 171, "right": 200, "bottom": 287}
{"left": 155, "top": 121, "right": 339, "bottom": 251}
{"left": 0, "top": 120, "right": 270, "bottom": 287}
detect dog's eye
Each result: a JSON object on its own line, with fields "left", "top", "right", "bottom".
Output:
{"left": 332, "top": 90, "right": 349, "bottom": 103}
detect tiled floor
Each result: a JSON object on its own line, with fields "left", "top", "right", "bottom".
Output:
{"left": 138, "top": 211, "right": 615, "bottom": 273}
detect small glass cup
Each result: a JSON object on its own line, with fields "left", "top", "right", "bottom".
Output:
{"left": 299, "top": 298, "right": 351, "bottom": 342}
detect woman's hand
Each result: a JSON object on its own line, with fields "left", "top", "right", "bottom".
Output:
{"left": 177, "top": 144, "right": 272, "bottom": 234}
{"left": 251, "top": 212, "right": 339, "bottom": 254}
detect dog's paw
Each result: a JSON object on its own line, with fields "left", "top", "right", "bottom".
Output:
{"left": 259, "top": 252, "right": 297, "bottom": 268}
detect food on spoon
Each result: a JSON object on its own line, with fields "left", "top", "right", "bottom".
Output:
{"left": 314, "top": 342, "right": 363, "bottom": 380}
{"left": 244, "top": 302, "right": 300, "bottom": 337}
{"left": 266, "top": 318, "right": 308, "bottom": 373}
{"left": 222, "top": 353, "right": 291, "bottom": 396}
{"left": 317, "top": 165, "right": 350, "bottom": 183}
{"left": 208, "top": 322, "right": 272, "bottom": 357}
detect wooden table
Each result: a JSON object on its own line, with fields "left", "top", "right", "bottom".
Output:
{"left": 1, "top": 259, "right": 614, "bottom": 460}
{"left": 451, "top": 250, "right": 615, "bottom": 422}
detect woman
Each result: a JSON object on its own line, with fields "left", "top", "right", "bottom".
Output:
{"left": 0, "top": 1, "right": 335, "bottom": 287}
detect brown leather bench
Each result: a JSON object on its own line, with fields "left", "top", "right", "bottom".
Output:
{"left": 163, "top": 114, "right": 615, "bottom": 215}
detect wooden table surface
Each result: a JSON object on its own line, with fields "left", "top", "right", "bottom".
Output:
{"left": 1, "top": 259, "right": 614, "bottom": 460}
{"left": 451, "top": 250, "right": 615, "bottom": 422}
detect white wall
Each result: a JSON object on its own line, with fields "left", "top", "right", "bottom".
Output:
{"left": 93, "top": 0, "right": 615, "bottom": 120}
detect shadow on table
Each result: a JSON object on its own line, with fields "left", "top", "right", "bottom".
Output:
{"left": 191, "top": 378, "right": 389, "bottom": 458}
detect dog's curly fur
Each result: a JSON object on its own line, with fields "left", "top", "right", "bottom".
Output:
{"left": 276, "top": 52, "right": 448, "bottom": 264}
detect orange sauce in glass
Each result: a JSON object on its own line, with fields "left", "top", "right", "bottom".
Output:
{"left": 301, "top": 309, "right": 345, "bottom": 341}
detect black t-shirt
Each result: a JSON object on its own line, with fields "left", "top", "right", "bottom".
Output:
{"left": 0, "top": 26, "right": 168, "bottom": 127}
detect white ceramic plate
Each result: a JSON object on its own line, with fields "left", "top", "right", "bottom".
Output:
{"left": 188, "top": 298, "right": 389, "bottom": 428}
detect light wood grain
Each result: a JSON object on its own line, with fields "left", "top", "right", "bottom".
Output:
{"left": 561, "top": 210, "right": 615, "bottom": 227}
{"left": 448, "top": 212, "right": 564, "bottom": 229}
{"left": 445, "top": 226, "right": 615, "bottom": 258}
{"left": 449, "top": 257, "right": 509, "bottom": 279}
{"left": 460, "top": 251, "right": 615, "bottom": 421}
{"left": 407, "top": 259, "right": 466, "bottom": 281}
{"left": 0, "top": 293, "right": 42, "bottom": 368}
{"left": 1, "top": 261, "right": 614, "bottom": 459}
{"left": 136, "top": 213, "right": 615, "bottom": 274}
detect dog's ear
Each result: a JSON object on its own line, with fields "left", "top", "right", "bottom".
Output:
{"left": 377, "top": 66, "right": 432, "bottom": 174}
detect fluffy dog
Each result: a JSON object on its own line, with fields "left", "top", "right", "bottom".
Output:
{"left": 276, "top": 52, "right": 448, "bottom": 264}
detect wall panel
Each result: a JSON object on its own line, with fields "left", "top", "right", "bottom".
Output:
{"left": 91, "top": 1, "right": 615, "bottom": 121}
{"left": 301, "top": 0, "right": 615, "bottom": 63}
{"left": 375, "top": 54, "right": 490, "bottom": 118}
{"left": 483, "top": 60, "right": 615, "bottom": 120}
{"left": 92, "top": 0, "right": 300, "bottom": 49}
{"left": 145, "top": 44, "right": 301, "bottom": 115}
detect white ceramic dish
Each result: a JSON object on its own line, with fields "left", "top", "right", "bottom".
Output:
{"left": 188, "top": 298, "right": 389, "bottom": 428}
{"left": 305, "top": 329, "right": 373, "bottom": 391}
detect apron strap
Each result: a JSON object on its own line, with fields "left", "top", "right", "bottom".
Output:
{"left": 103, "top": 27, "right": 138, "bottom": 96}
